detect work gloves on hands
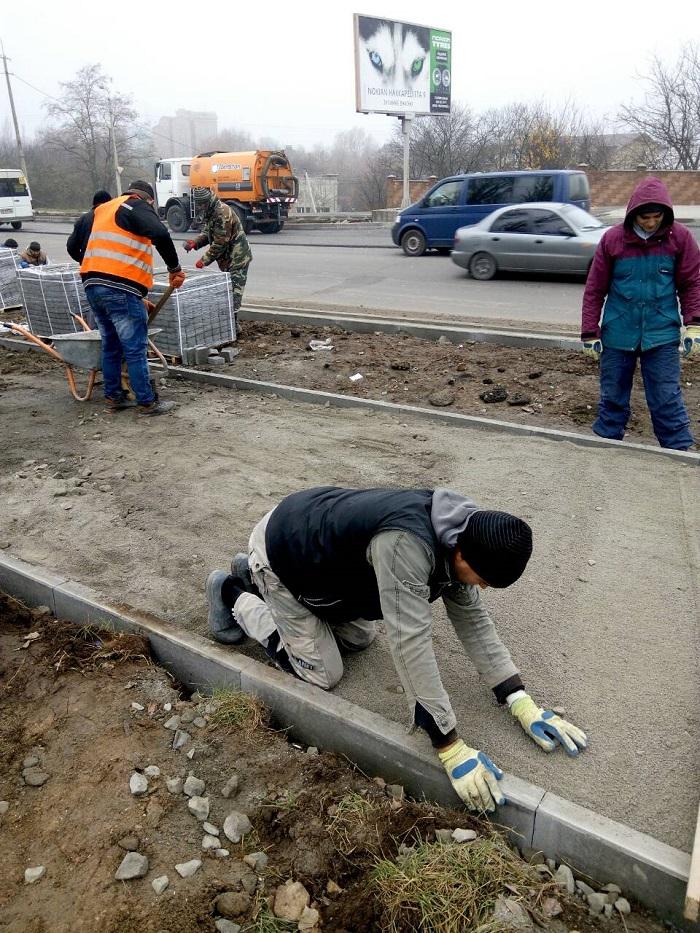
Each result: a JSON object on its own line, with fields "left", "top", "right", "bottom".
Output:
{"left": 683, "top": 325, "right": 700, "bottom": 359}
{"left": 143, "top": 299, "right": 156, "bottom": 315}
{"left": 582, "top": 339, "right": 602, "bottom": 362}
{"left": 195, "top": 259, "right": 205, "bottom": 269}
{"left": 183, "top": 240, "right": 197, "bottom": 252}
{"left": 169, "top": 270, "right": 186, "bottom": 289}
{"left": 509, "top": 692, "right": 587, "bottom": 756}
{"left": 438, "top": 739, "right": 505, "bottom": 812}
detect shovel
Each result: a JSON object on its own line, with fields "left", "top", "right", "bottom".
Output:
{"left": 121, "top": 286, "right": 175, "bottom": 397}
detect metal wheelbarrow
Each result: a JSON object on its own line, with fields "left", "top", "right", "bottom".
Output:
{"left": 0, "top": 287, "right": 173, "bottom": 402}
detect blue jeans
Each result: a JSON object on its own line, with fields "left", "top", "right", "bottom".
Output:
{"left": 593, "top": 342, "right": 694, "bottom": 449}
{"left": 85, "top": 285, "right": 155, "bottom": 406}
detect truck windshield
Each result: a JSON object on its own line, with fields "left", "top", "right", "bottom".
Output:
{"left": 0, "top": 178, "right": 29, "bottom": 197}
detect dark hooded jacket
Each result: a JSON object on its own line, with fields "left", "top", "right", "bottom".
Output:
{"left": 581, "top": 177, "right": 700, "bottom": 350}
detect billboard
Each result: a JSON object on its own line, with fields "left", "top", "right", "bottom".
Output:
{"left": 354, "top": 14, "right": 451, "bottom": 116}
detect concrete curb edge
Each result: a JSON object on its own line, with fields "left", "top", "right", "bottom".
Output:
{"left": 0, "top": 552, "right": 690, "bottom": 923}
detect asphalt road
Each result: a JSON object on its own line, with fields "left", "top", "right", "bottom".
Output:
{"left": 0, "top": 220, "right": 652, "bottom": 327}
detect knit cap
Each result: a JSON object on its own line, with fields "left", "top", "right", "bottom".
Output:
{"left": 458, "top": 510, "right": 532, "bottom": 588}
{"left": 126, "top": 180, "right": 155, "bottom": 200}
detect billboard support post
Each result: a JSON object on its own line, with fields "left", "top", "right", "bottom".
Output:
{"left": 400, "top": 115, "right": 412, "bottom": 208}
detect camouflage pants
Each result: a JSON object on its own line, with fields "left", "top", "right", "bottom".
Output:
{"left": 229, "top": 233, "right": 252, "bottom": 311}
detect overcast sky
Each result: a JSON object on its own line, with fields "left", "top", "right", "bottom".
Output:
{"left": 1, "top": 0, "right": 695, "bottom": 151}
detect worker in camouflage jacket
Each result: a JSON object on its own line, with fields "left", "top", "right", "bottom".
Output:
{"left": 184, "top": 187, "right": 252, "bottom": 331}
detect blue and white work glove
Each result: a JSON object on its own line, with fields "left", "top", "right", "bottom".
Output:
{"left": 683, "top": 325, "right": 700, "bottom": 359}
{"left": 438, "top": 739, "right": 505, "bottom": 812}
{"left": 582, "top": 339, "right": 602, "bottom": 362}
{"left": 508, "top": 691, "right": 587, "bottom": 756}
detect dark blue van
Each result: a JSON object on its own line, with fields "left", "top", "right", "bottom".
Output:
{"left": 391, "top": 170, "right": 591, "bottom": 256}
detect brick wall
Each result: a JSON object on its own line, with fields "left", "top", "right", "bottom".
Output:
{"left": 386, "top": 171, "right": 700, "bottom": 210}
{"left": 588, "top": 170, "right": 700, "bottom": 208}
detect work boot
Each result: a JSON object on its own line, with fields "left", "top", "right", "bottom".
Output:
{"left": 207, "top": 570, "right": 245, "bottom": 645}
{"left": 104, "top": 391, "right": 136, "bottom": 413}
{"left": 136, "top": 400, "right": 177, "bottom": 417}
{"left": 230, "top": 552, "right": 260, "bottom": 597}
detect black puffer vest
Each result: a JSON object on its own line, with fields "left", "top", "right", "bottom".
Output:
{"left": 265, "top": 486, "right": 451, "bottom": 624}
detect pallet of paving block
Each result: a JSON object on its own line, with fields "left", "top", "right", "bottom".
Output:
{"left": 17, "top": 265, "right": 93, "bottom": 336}
{"left": 148, "top": 272, "right": 236, "bottom": 358}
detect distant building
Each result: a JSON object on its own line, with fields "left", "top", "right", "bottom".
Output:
{"left": 291, "top": 174, "right": 339, "bottom": 214}
{"left": 153, "top": 110, "right": 218, "bottom": 158}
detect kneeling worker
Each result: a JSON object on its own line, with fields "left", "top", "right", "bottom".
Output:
{"left": 207, "top": 486, "right": 587, "bottom": 812}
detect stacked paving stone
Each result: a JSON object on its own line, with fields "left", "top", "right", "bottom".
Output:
{"left": 0, "top": 247, "right": 21, "bottom": 311}
{"left": 17, "top": 265, "right": 93, "bottom": 336}
{"left": 149, "top": 272, "right": 236, "bottom": 359}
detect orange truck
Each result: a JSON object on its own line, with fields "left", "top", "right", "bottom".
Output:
{"left": 154, "top": 150, "right": 298, "bottom": 234}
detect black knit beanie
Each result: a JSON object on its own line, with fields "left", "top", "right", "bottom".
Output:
{"left": 457, "top": 510, "right": 532, "bottom": 588}
{"left": 127, "top": 180, "right": 155, "bottom": 200}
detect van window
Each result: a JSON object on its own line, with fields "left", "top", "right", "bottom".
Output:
{"left": 0, "top": 178, "right": 29, "bottom": 197}
{"left": 467, "top": 174, "right": 555, "bottom": 205}
{"left": 567, "top": 173, "right": 590, "bottom": 202}
{"left": 424, "top": 180, "right": 463, "bottom": 207}
{"left": 513, "top": 174, "right": 554, "bottom": 201}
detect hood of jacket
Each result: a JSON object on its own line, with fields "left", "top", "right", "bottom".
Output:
{"left": 430, "top": 487, "right": 481, "bottom": 550}
{"left": 624, "top": 176, "right": 674, "bottom": 230}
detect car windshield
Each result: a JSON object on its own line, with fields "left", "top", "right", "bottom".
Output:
{"left": 559, "top": 204, "right": 604, "bottom": 230}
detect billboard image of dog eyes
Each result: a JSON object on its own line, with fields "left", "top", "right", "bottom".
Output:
{"left": 354, "top": 14, "right": 451, "bottom": 116}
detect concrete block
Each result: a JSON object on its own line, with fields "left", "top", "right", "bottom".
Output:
{"left": 0, "top": 554, "right": 67, "bottom": 612}
{"left": 194, "top": 346, "right": 209, "bottom": 365}
{"left": 180, "top": 347, "right": 196, "bottom": 366}
{"left": 533, "top": 791, "right": 690, "bottom": 925}
{"left": 208, "top": 355, "right": 226, "bottom": 367}
{"left": 219, "top": 348, "right": 239, "bottom": 363}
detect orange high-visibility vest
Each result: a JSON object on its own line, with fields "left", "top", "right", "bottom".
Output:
{"left": 80, "top": 196, "right": 154, "bottom": 289}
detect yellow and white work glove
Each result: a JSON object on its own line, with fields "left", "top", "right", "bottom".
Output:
{"left": 508, "top": 691, "right": 587, "bottom": 756}
{"left": 438, "top": 739, "right": 505, "bottom": 812}
{"left": 683, "top": 325, "right": 700, "bottom": 359}
{"left": 582, "top": 339, "right": 602, "bottom": 362}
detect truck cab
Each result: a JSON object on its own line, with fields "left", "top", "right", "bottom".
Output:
{"left": 155, "top": 158, "right": 192, "bottom": 232}
{"left": 0, "top": 169, "right": 34, "bottom": 230}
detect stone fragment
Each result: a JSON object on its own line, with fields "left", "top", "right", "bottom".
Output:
{"left": 164, "top": 715, "right": 181, "bottom": 730}
{"left": 115, "top": 852, "right": 149, "bottom": 880}
{"left": 298, "top": 906, "right": 320, "bottom": 930}
{"left": 576, "top": 880, "right": 595, "bottom": 897}
{"left": 183, "top": 774, "right": 206, "bottom": 797}
{"left": 117, "top": 835, "right": 140, "bottom": 851}
{"left": 601, "top": 883, "right": 622, "bottom": 895}
{"left": 604, "top": 904, "right": 614, "bottom": 919}
{"left": 542, "top": 897, "right": 562, "bottom": 918}
{"left": 180, "top": 708, "right": 196, "bottom": 723}
{"left": 131, "top": 702, "right": 145, "bottom": 711}
{"left": 587, "top": 892, "right": 607, "bottom": 915}
{"left": 491, "top": 896, "right": 533, "bottom": 931}
{"left": 452, "top": 828, "right": 477, "bottom": 843}
{"left": 166, "top": 777, "right": 183, "bottom": 794}
{"left": 152, "top": 875, "right": 169, "bottom": 895}
{"left": 214, "top": 848, "right": 230, "bottom": 858}
{"left": 22, "top": 755, "right": 40, "bottom": 769}
{"left": 129, "top": 772, "right": 148, "bottom": 796}
{"left": 546, "top": 858, "right": 557, "bottom": 871}
{"left": 188, "top": 795, "right": 210, "bottom": 821}
{"left": 172, "top": 729, "right": 191, "bottom": 750}
{"left": 215, "top": 891, "right": 251, "bottom": 918}
{"left": 615, "top": 897, "right": 631, "bottom": 915}
{"left": 0, "top": 801, "right": 9, "bottom": 816}
{"left": 24, "top": 866, "right": 46, "bottom": 884}
{"left": 435, "top": 829, "right": 453, "bottom": 843}
{"left": 306, "top": 746, "right": 319, "bottom": 756}
{"left": 429, "top": 388, "right": 456, "bottom": 407}
{"left": 223, "top": 811, "right": 252, "bottom": 843}
{"left": 479, "top": 386, "right": 508, "bottom": 403}
{"left": 386, "top": 784, "right": 404, "bottom": 800}
{"left": 326, "top": 880, "right": 343, "bottom": 895}
{"left": 221, "top": 775, "right": 240, "bottom": 798}
{"left": 145, "top": 800, "right": 164, "bottom": 826}
{"left": 554, "top": 864, "right": 575, "bottom": 894}
{"left": 22, "top": 768, "right": 50, "bottom": 787}
{"left": 144, "top": 766, "right": 161, "bottom": 778}
{"left": 273, "top": 880, "right": 311, "bottom": 921}
{"left": 243, "top": 851, "right": 268, "bottom": 872}
{"left": 186, "top": 748, "right": 196, "bottom": 760}
{"left": 202, "top": 834, "right": 220, "bottom": 850}
{"left": 203, "top": 821, "right": 219, "bottom": 836}
{"left": 508, "top": 393, "right": 532, "bottom": 406}
{"left": 215, "top": 921, "right": 241, "bottom": 933}
{"left": 175, "top": 859, "right": 202, "bottom": 878}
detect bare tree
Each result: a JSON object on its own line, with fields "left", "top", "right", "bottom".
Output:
{"left": 44, "top": 64, "right": 140, "bottom": 194}
{"left": 619, "top": 43, "right": 700, "bottom": 169}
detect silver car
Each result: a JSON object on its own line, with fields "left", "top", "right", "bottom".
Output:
{"left": 451, "top": 202, "right": 607, "bottom": 280}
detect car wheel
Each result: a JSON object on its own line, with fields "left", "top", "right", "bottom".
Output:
{"left": 11, "top": 221, "right": 22, "bottom": 230}
{"left": 469, "top": 251, "right": 497, "bottom": 280}
{"left": 401, "top": 229, "right": 426, "bottom": 257}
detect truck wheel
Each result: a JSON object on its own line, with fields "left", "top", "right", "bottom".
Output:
{"left": 260, "top": 222, "right": 282, "bottom": 234}
{"left": 232, "top": 206, "right": 253, "bottom": 235}
{"left": 11, "top": 221, "right": 22, "bottom": 230}
{"left": 166, "top": 203, "right": 190, "bottom": 233}
{"left": 401, "top": 229, "right": 426, "bottom": 257}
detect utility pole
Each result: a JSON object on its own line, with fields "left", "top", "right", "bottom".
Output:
{"left": 107, "top": 97, "right": 122, "bottom": 195}
{"left": 0, "top": 40, "right": 29, "bottom": 183}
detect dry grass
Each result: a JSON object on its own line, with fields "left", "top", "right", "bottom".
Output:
{"left": 241, "top": 895, "right": 297, "bottom": 933}
{"left": 371, "top": 834, "right": 545, "bottom": 933}
{"left": 327, "top": 791, "right": 387, "bottom": 856}
{"left": 207, "top": 687, "right": 268, "bottom": 736}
